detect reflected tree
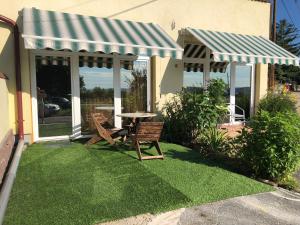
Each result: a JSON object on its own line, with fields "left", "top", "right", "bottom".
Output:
{"left": 122, "top": 68, "right": 147, "bottom": 112}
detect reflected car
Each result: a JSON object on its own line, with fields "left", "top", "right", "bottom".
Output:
{"left": 44, "top": 103, "right": 60, "bottom": 117}
{"left": 51, "top": 97, "right": 71, "bottom": 109}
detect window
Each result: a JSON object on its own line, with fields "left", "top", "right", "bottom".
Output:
{"left": 183, "top": 70, "right": 204, "bottom": 91}
{"left": 121, "top": 58, "right": 150, "bottom": 113}
{"left": 35, "top": 56, "right": 72, "bottom": 137}
{"left": 79, "top": 67, "right": 114, "bottom": 134}
{"left": 235, "top": 64, "right": 252, "bottom": 118}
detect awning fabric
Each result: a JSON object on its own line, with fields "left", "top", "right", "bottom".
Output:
{"left": 184, "top": 44, "right": 228, "bottom": 73}
{"left": 22, "top": 8, "right": 183, "bottom": 59}
{"left": 35, "top": 55, "right": 133, "bottom": 70}
{"left": 79, "top": 56, "right": 134, "bottom": 70}
{"left": 36, "top": 56, "right": 70, "bottom": 67}
{"left": 185, "top": 28, "right": 299, "bottom": 66}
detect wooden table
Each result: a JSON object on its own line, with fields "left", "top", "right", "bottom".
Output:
{"left": 117, "top": 112, "right": 157, "bottom": 135}
{"left": 95, "top": 106, "right": 124, "bottom": 110}
{"left": 117, "top": 112, "right": 157, "bottom": 119}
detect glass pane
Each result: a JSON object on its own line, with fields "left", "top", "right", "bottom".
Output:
{"left": 210, "top": 67, "right": 231, "bottom": 102}
{"left": 36, "top": 58, "right": 72, "bottom": 137}
{"left": 236, "top": 65, "right": 251, "bottom": 118}
{"left": 183, "top": 70, "right": 204, "bottom": 92}
{"left": 121, "top": 60, "right": 148, "bottom": 113}
{"left": 79, "top": 67, "right": 114, "bottom": 134}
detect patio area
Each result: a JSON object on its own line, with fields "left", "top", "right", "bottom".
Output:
{"left": 4, "top": 141, "right": 272, "bottom": 225}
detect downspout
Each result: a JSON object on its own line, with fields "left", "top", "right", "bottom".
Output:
{"left": 0, "top": 15, "right": 24, "bottom": 140}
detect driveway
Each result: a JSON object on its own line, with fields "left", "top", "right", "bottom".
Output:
{"left": 99, "top": 188, "right": 300, "bottom": 225}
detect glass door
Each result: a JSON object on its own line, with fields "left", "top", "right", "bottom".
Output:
{"left": 35, "top": 56, "right": 73, "bottom": 138}
{"left": 235, "top": 64, "right": 254, "bottom": 119}
{"left": 79, "top": 67, "right": 114, "bottom": 135}
{"left": 121, "top": 59, "right": 150, "bottom": 113}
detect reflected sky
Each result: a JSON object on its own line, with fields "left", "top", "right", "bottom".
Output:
{"left": 184, "top": 65, "right": 251, "bottom": 88}
{"left": 80, "top": 64, "right": 252, "bottom": 90}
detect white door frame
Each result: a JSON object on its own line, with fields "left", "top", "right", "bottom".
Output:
{"left": 229, "top": 62, "right": 237, "bottom": 123}
{"left": 113, "top": 53, "right": 122, "bottom": 128}
{"left": 135, "top": 56, "right": 151, "bottom": 112}
{"left": 29, "top": 50, "right": 75, "bottom": 142}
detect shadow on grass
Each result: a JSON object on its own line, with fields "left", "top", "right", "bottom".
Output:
{"left": 74, "top": 139, "right": 251, "bottom": 178}
{"left": 81, "top": 140, "right": 251, "bottom": 177}
{"left": 164, "top": 147, "right": 252, "bottom": 177}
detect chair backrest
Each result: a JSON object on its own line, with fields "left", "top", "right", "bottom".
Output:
{"left": 135, "top": 122, "right": 164, "bottom": 141}
{"left": 91, "top": 113, "right": 108, "bottom": 125}
{"left": 91, "top": 113, "right": 115, "bottom": 144}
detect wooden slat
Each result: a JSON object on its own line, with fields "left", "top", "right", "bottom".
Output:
{"left": 86, "top": 113, "right": 123, "bottom": 145}
{"left": 141, "top": 155, "right": 164, "bottom": 160}
{"left": 132, "top": 122, "right": 164, "bottom": 161}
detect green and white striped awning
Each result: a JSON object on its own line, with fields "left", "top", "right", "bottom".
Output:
{"left": 22, "top": 8, "right": 183, "bottom": 59}
{"left": 184, "top": 43, "right": 228, "bottom": 73}
{"left": 185, "top": 28, "right": 299, "bottom": 66}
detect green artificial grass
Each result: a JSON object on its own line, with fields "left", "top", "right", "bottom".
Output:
{"left": 4, "top": 142, "right": 273, "bottom": 225}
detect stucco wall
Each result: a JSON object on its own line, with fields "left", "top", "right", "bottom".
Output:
{"left": 0, "top": 23, "right": 14, "bottom": 142}
{"left": 0, "top": 0, "right": 270, "bottom": 141}
{"left": 0, "top": 77, "right": 10, "bottom": 141}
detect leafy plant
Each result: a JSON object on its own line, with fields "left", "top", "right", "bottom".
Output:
{"left": 197, "top": 128, "right": 232, "bottom": 155}
{"left": 258, "top": 91, "right": 297, "bottom": 115}
{"left": 237, "top": 111, "right": 300, "bottom": 181}
{"left": 162, "top": 79, "right": 227, "bottom": 145}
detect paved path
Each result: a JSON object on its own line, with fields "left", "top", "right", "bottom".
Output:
{"left": 99, "top": 188, "right": 300, "bottom": 225}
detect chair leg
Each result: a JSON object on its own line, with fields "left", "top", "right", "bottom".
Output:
{"left": 135, "top": 141, "right": 143, "bottom": 161}
{"left": 86, "top": 135, "right": 103, "bottom": 145}
{"left": 148, "top": 142, "right": 154, "bottom": 149}
{"left": 153, "top": 141, "right": 164, "bottom": 159}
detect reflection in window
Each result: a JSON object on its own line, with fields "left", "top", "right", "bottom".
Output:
{"left": 210, "top": 67, "right": 231, "bottom": 102}
{"left": 121, "top": 60, "right": 148, "bottom": 113}
{"left": 235, "top": 65, "right": 251, "bottom": 118}
{"left": 183, "top": 71, "right": 204, "bottom": 92}
{"left": 36, "top": 60, "right": 72, "bottom": 137}
{"left": 79, "top": 67, "right": 114, "bottom": 134}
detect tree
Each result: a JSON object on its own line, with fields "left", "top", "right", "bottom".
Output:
{"left": 275, "top": 19, "right": 300, "bottom": 83}
{"left": 276, "top": 19, "right": 300, "bottom": 55}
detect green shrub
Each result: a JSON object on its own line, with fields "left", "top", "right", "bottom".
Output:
{"left": 258, "top": 92, "right": 297, "bottom": 115}
{"left": 238, "top": 111, "right": 300, "bottom": 181}
{"left": 197, "top": 128, "right": 232, "bottom": 155}
{"left": 162, "top": 79, "right": 227, "bottom": 145}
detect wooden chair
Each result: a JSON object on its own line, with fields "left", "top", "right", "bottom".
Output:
{"left": 131, "top": 122, "right": 164, "bottom": 161}
{"left": 86, "top": 113, "right": 124, "bottom": 145}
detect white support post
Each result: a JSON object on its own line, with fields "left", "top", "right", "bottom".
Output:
{"left": 249, "top": 64, "right": 255, "bottom": 117}
{"left": 113, "top": 53, "right": 122, "bottom": 128}
{"left": 29, "top": 52, "right": 39, "bottom": 142}
{"left": 230, "top": 62, "right": 237, "bottom": 123}
{"left": 203, "top": 47, "right": 210, "bottom": 89}
{"left": 71, "top": 55, "right": 81, "bottom": 138}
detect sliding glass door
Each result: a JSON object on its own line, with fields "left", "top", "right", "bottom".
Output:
{"left": 79, "top": 67, "right": 114, "bottom": 135}
{"left": 121, "top": 59, "right": 150, "bottom": 113}
{"left": 235, "top": 64, "right": 253, "bottom": 119}
{"left": 35, "top": 56, "right": 73, "bottom": 138}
